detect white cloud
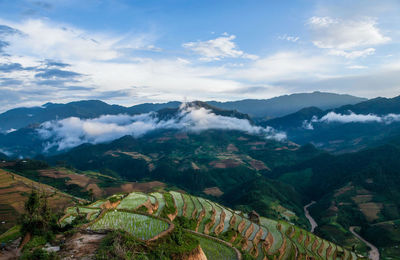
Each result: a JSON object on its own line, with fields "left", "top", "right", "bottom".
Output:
{"left": 302, "top": 111, "right": 400, "bottom": 129}
{"left": 38, "top": 105, "right": 286, "bottom": 151}
{"left": 328, "top": 48, "right": 375, "bottom": 59}
{"left": 183, "top": 34, "right": 258, "bottom": 61}
{"left": 235, "top": 52, "right": 335, "bottom": 82}
{"left": 278, "top": 35, "right": 300, "bottom": 42}
{"left": 347, "top": 65, "right": 368, "bottom": 69}
{"left": 308, "top": 16, "right": 390, "bottom": 59}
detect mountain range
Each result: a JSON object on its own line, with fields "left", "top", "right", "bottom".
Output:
{"left": 1, "top": 91, "right": 400, "bottom": 259}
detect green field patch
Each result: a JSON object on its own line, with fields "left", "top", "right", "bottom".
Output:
{"left": 0, "top": 225, "right": 21, "bottom": 244}
{"left": 232, "top": 213, "right": 243, "bottom": 230}
{"left": 60, "top": 215, "right": 76, "bottom": 227}
{"left": 192, "top": 197, "right": 204, "bottom": 219}
{"left": 249, "top": 224, "right": 260, "bottom": 241}
{"left": 117, "top": 192, "right": 148, "bottom": 210}
{"left": 90, "top": 211, "right": 169, "bottom": 240}
{"left": 181, "top": 193, "right": 195, "bottom": 218}
{"left": 148, "top": 194, "right": 156, "bottom": 205}
{"left": 240, "top": 218, "right": 252, "bottom": 237}
{"left": 197, "top": 198, "right": 213, "bottom": 233}
{"left": 150, "top": 192, "right": 165, "bottom": 216}
{"left": 259, "top": 217, "right": 283, "bottom": 254}
{"left": 222, "top": 208, "right": 233, "bottom": 233}
{"left": 188, "top": 233, "right": 237, "bottom": 260}
{"left": 66, "top": 206, "right": 100, "bottom": 215}
{"left": 209, "top": 203, "right": 223, "bottom": 233}
{"left": 170, "top": 191, "right": 184, "bottom": 216}
{"left": 317, "top": 240, "right": 330, "bottom": 258}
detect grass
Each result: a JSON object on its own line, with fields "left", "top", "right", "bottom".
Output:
{"left": 117, "top": 192, "right": 148, "bottom": 210}
{"left": 161, "top": 192, "right": 176, "bottom": 218}
{"left": 90, "top": 211, "right": 169, "bottom": 240}
{"left": 188, "top": 233, "right": 237, "bottom": 260}
{"left": 89, "top": 199, "right": 107, "bottom": 208}
{"left": 66, "top": 206, "right": 100, "bottom": 215}
{"left": 0, "top": 225, "right": 21, "bottom": 244}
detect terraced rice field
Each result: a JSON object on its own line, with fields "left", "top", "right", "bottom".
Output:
{"left": 117, "top": 192, "right": 148, "bottom": 210}
{"left": 209, "top": 203, "right": 223, "bottom": 233}
{"left": 150, "top": 192, "right": 165, "bottom": 216}
{"left": 192, "top": 197, "right": 203, "bottom": 219}
{"left": 72, "top": 190, "right": 358, "bottom": 260}
{"left": 259, "top": 217, "right": 283, "bottom": 255}
{"left": 170, "top": 191, "right": 184, "bottom": 216}
{"left": 197, "top": 198, "right": 214, "bottom": 233}
{"left": 89, "top": 199, "right": 106, "bottom": 208}
{"left": 189, "top": 233, "right": 237, "bottom": 260}
{"left": 90, "top": 211, "right": 169, "bottom": 240}
{"left": 181, "top": 193, "right": 195, "bottom": 218}
{"left": 60, "top": 215, "right": 76, "bottom": 227}
{"left": 66, "top": 206, "right": 100, "bottom": 215}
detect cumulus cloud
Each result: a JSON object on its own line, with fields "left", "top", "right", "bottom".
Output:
{"left": 308, "top": 16, "right": 390, "bottom": 59}
{"left": 37, "top": 105, "right": 286, "bottom": 151}
{"left": 303, "top": 111, "right": 400, "bottom": 129}
{"left": 183, "top": 34, "right": 258, "bottom": 61}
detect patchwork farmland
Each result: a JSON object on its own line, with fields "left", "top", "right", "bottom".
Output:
{"left": 61, "top": 191, "right": 362, "bottom": 260}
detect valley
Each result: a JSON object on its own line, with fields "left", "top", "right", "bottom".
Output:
{"left": 0, "top": 95, "right": 399, "bottom": 259}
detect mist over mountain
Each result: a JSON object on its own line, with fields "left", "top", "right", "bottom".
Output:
{"left": 265, "top": 95, "right": 400, "bottom": 153}
{"left": 0, "top": 91, "right": 365, "bottom": 133}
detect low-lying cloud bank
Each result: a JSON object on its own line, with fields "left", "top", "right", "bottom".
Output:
{"left": 38, "top": 105, "right": 286, "bottom": 151}
{"left": 303, "top": 111, "right": 400, "bottom": 130}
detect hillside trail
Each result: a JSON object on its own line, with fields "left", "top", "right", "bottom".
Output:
{"left": 304, "top": 201, "right": 318, "bottom": 233}
{"left": 185, "top": 229, "right": 242, "bottom": 260}
{"left": 349, "top": 226, "right": 379, "bottom": 260}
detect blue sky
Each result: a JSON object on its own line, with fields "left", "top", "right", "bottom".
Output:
{"left": 0, "top": 0, "right": 399, "bottom": 111}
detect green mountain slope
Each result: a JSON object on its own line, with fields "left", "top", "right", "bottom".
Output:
{"left": 271, "top": 138, "right": 400, "bottom": 259}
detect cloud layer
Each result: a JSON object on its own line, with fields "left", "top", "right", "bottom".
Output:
{"left": 303, "top": 111, "right": 400, "bottom": 129}
{"left": 38, "top": 105, "right": 286, "bottom": 151}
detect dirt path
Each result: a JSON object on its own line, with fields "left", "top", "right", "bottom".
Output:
{"left": 349, "top": 226, "right": 379, "bottom": 260}
{"left": 185, "top": 229, "right": 242, "bottom": 260}
{"left": 304, "top": 201, "right": 318, "bottom": 233}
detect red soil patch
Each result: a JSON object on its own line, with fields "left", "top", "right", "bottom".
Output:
{"left": 278, "top": 236, "right": 287, "bottom": 260}
{"left": 245, "top": 224, "right": 254, "bottom": 239}
{"left": 181, "top": 194, "right": 188, "bottom": 217}
{"left": 264, "top": 231, "right": 274, "bottom": 254}
{"left": 249, "top": 160, "right": 270, "bottom": 171}
{"left": 312, "top": 238, "right": 320, "bottom": 251}
{"left": 195, "top": 207, "right": 206, "bottom": 232}
{"left": 104, "top": 181, "right": 165, "bottom": 195}
{"left": 175, "top": 132, "right": 189, "bottom": 140}
{"left": 203, "top": 187, "right": 224, "bottom": 197}
{"left": 209, "top": 159, "right": 241, "bottom": 169}
{"left": 59, "top": 232, "right": 105, "bottom": 259}
{"left": 204, "top": 206, "right": 216, "bottom": 235}
{"left": 238, "top": 220, "right": 246, "bottom": 233}
{"left": 227, "top": 143, "right": 239, "bottom": 152}
{"left": 214, "top": 210, "right": 226, "bottom": 235}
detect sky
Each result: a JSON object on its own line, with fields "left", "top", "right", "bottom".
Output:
{"left": 0, "top": 0, "right": 399, "bottom": 111}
